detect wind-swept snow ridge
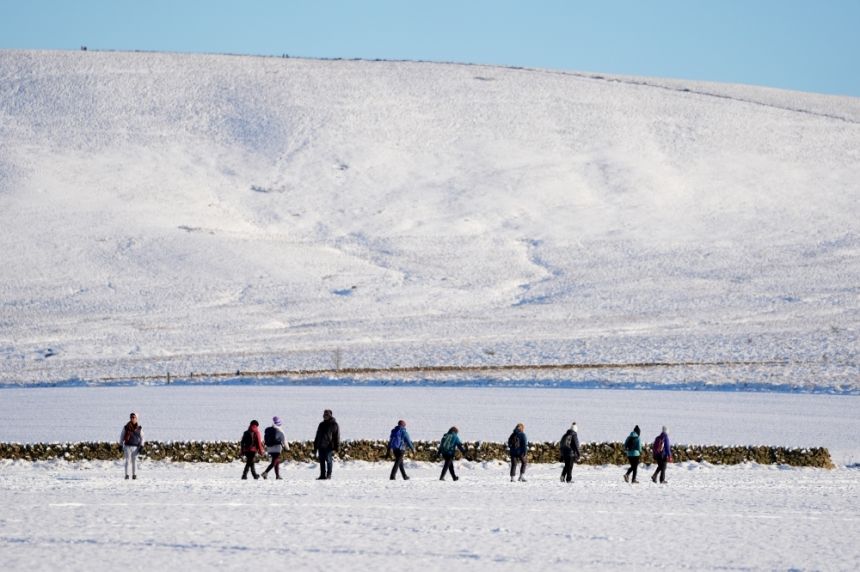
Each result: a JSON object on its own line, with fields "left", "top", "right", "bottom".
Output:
{"left": 0, "top": 50, "right": 858, "bottom": 388}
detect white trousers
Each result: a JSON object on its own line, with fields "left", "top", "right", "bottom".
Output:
{"left": 123, "top": 445, "right": 140, "bottom": 476}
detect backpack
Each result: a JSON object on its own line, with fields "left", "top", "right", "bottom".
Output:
{"left": 652, "top": 434, "right": 664, "bottom": 457}
{"left": 440, "top": 432, "right": 456, "bottom": 455}
{"left": 560, "top": 432, "right": 572, "bottom": 450}
{"left": 241, "top": 430, "right": 254, "bottom": 450}
{"left": 624, "top": 434, "right": 638, "bottom": 452}
{"left": 508, "top": 431, "right": 521, "bottom": 452}
{"left": 264, "top": 426, "right": 278, "bottom": 447}
{"left": 389, "top": 426, "right": 403, "bottom": 450}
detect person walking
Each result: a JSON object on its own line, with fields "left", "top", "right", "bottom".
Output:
{"left": 387, "top": 419, "right": 415, "bottom": 480}
{"left": 438, "top": 426, "right": 468, "bottom": 481}
{"left": 119, "top": 412, "right": 144, "bottom": 480}
{"left": 240, "top": 419, "right": 265, "bottom": 480}
{"left": 262, "top": 416, "right": 288, "bottom": 480}
{"left": 559, "top": 421, "right": 581, "bottom": 483}
{"left": 623, "top": 425, "right": 643, "bottom": 483}
{"left": 508, "top": 423, "right": 528, "bottom": 482}
{"left": 313, "top": 409, "right": 340, "bottom": 480}
{"left": 651, "top": 426, "right": 673, "bottom": 484}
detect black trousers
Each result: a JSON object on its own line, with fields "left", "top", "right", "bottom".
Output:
{"left": 440, "top": 453, "right": 457, "bottom": 479}
{"left": 560, "top": 451, "right": 574, "bottom": 482}
{"left": 510, "top": 454, "right": 527, "bottom": 477}
{"left": 390, "top": 449, "right": 408, "bottom": 479}
{"left": 652, "top": 458, "right": 667, "bottom": 483}
{"left": 318, "top": 448, "right": 334, "bottom": 478}
{"left": 263, "top": 453, "right": 281, "bottom": 478}
{"left": 625, "top": 456, "right": 640, "bottom": 481}
{"left": 242, "top": 452, "right": 258, "bottom": 478}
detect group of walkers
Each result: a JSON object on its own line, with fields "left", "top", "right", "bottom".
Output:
{"left": 240, "top": 409, "right": 340, "bottom": 480}
{"left": 120, "top": 411, "right": 673, "bottom": 485}
{"left": 622, "top": 425, "right": 673, "bottom": 484}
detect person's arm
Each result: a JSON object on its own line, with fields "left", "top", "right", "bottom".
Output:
{"left": 139, "top": 427, "right": 145, "bottom": 448}
{"left": 333, "top": 423, "right": 340, "bottom": 451}
{"left": 119, "top": 427, "right": 125, "bottom": 445}
{"left": 405, "top": 431, "right": 415, "bottom": 451}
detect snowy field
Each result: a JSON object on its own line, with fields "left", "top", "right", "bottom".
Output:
{"left": 2, "top": 386, "right": 858, "bottom": 569}
{"left": 1, "top": 50, "right": 858, "bottom": 390}
{"left": 1, "top": 460, "right": 858, "bottom": 571}
{"left": 1, "top": 49, "right": 859, "bottom": 569}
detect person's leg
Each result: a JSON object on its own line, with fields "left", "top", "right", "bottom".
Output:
{"left": 631, "top": 457, "right": 639, "bottom": 482}
{"left": 398, "top": 450, "right": 408, "bottom": 478}
{"left": 659, "top": 459, "right": 667, "bottom": 483}
{"left": 325, "top": 450, "right": 333, "bottom": 478}
{"left": 130, "top": 447, "right": 139, "bottom": 478}
{"left": 519, "top": 455, "right": 527, "bottom": 479}
{"left": 563, "top": 454, "right": 573, "bottom": 482}
{"left": 242, "top": 453, "right": 253, "bottom": 478}
{"left": 390, "top": 450, "right": 401, "bottom": 479}
{"left": 263, "top": 455, "right": 275, "bottom": 477}
{"left": 273, "top": 454, "right": 281, "bottom": 479}
{"left": 124, "top": 446, "right": 131, "bottom": 478}
{"left": 447, "top": 455, "right": 457, "bottom": 479}
{"left": 510, "top": 455, "right": 517, "bottom": 479}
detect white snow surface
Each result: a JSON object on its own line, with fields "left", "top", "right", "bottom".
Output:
{"left": 0, "top": 50, "right": 858, "bottom": 389}
{"left": 1, "top": 460, "right": 858, "bottom": 571}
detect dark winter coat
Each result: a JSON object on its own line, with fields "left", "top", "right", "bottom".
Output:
{"left": 120, "top": 423, "right": 144, "bottom": 447}
{"left": 242, "top": 424, "right": 265, "bottom": 455}
{"left": 560, "top": 429, "right": 580, "bottom": 460}
{"left": 509, "top": 429, "right": 528, "bottom": 457}
{"left": 314, "top": 417, "right": 340, "bottom": 451}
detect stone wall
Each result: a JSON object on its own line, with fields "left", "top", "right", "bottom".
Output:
{"left": 0, "top": 441, "right": 833, "bottom": 468}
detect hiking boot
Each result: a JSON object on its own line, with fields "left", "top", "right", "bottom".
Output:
{"left": 453, "top": 476, "right": 459, "bottom": 481}
{"left": 390, "top": 476, "right": 396, "bottom": 480}
{"left": 631, "top": 479, "right": 640, "bottom": 484}
{"left": 623, "top": 474, "right": 629, "bottom": 483}
{"left": 132, "top": 475, "right": 137, "bottom": 480}
{"left": 511, "top": 476, "right": 516, "bottom": 482}
{"left": 439, "top": 476, "right": 445, "bottom": 481}
{"left": 253, "top": 475, "right": 260, "bottom": 480}
{"left": 275, "top": 476, "right": 283, "bottom": 480}
{"left": 261, "top": 472, "right": 268, "bottom": 480}
{"left": 125, "top": 475, "right": 129, "bottom": 480}
{"left": 241, "top": 475, "right": 248, "bottom": 480}
{"left": 403, "top": 475, "right": 410, "bottom": 480}
{"left": 317, "top": 476, "right": 328, "bottom": 480}
{"left": 518, "top": 476, "right": 527, "bottom": 482}
{"left": 651, "top": 474, "right": 657, "bottom": 483}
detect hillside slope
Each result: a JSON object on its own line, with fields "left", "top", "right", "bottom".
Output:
{"left": 0, "top": 50, "right": 857, "bottom": 388}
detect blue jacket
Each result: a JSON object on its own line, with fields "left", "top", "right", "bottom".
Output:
{"left": 439, "top": 432, "right": 467, "bottom": 456}
{"left": 389, "top": 426, "right": 414, "bottom": 451}
{"left": 625, "top": 432, "right": 642, "bottom": 457}
{"left": 509, "top": 429, "right": 528, "bottom": 457}
{"left": 654, "top": 432, "right": 672, "bottom": 460}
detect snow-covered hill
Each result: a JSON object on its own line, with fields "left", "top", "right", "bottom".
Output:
{"left": 1, "top": 50, "right": 858, "bottom": 388}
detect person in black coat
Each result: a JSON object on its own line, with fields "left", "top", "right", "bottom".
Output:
{"left": 313, "top": 409, "right": 340, "bottom": 480}
{"left": 559, "top": 421, "right": 581, "bottom": 483}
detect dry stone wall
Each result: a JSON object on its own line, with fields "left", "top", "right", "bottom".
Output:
{"left": 0, "top": 441, "right": 833, "bottom": 468}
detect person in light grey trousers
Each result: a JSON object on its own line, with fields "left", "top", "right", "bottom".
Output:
{"left": 119, "top": 412, "right": 144, "bottom": 480}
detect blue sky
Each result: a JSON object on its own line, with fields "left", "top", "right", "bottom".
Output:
{"left": 2, "top": 0, "right": 859, "bottom": 97}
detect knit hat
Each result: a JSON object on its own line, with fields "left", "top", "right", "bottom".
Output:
{"left": 273, "top": 416, "right": 282, "bottom": 426}
{"left": 634, "top": 425, "right": 641, "bottom": 435}
{"left": 571, "top": 422, "right": 578, "bottom": 431}
{"left": 662, "top": 425, "right": 667, "bottom": 433}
